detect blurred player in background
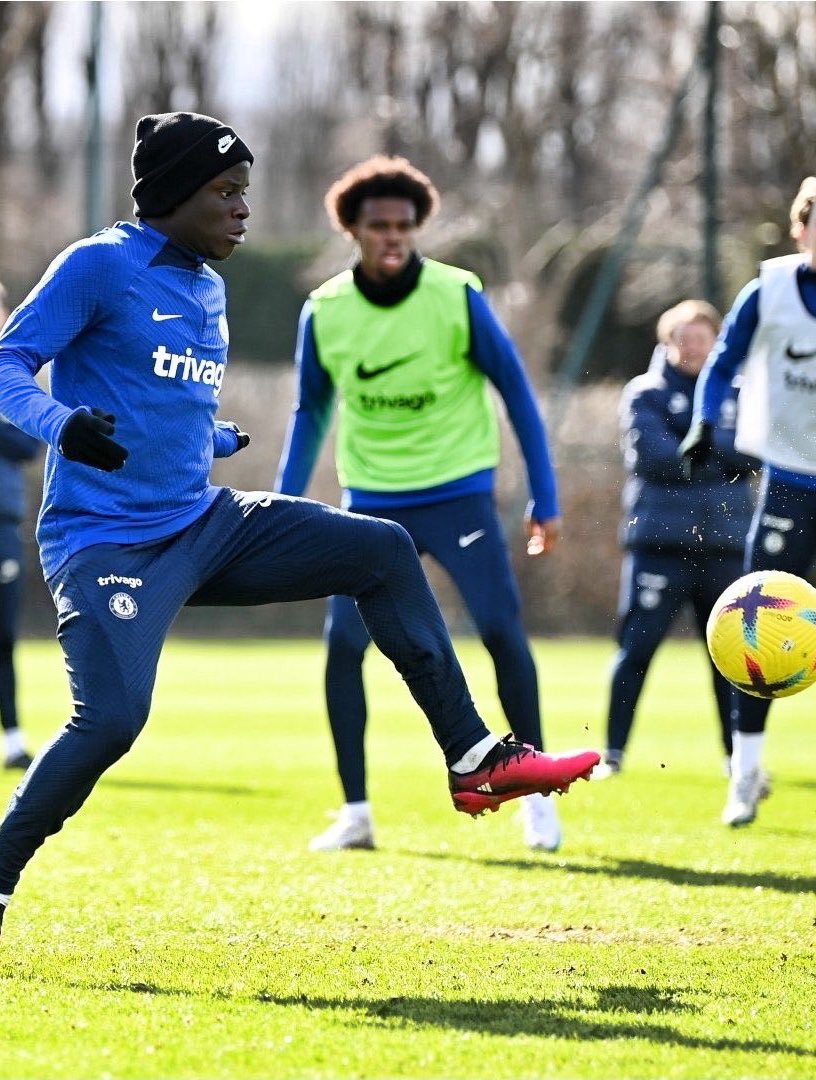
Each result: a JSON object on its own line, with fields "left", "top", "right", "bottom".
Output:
{"left": 0, "top": 114, "right": 599, "bottom": 936}
{"left": 680, "top": 176, "right": 816, "bottom": 826}
{"left": 276, "top": 156, "right": 564, "bottom": 853}
{"left": 0, "top": 281, "right": 40, "bottom": 770}
{"left": 595, "top": 300, "right": 756, "bottom": 779}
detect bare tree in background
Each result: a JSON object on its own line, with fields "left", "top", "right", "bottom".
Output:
{"left": 0, "top": 2, "right": 53, "bottom": 167}
{"left": 336, "top": 3, "right": 698, "bottom": 226}
{"left": 106, "top": 2, "right": 223, "bottom": 220}
{"left": 724, "top": 2, "right": 816, "bottom": 201}
{"left": 251, "top": 4, "right": 349, "bottom": 238}
{"left": 1, "top": 1, "right": 815, "bottom": 333}
{"left": 120, "top": 1, "right": 221, "bottom": 118}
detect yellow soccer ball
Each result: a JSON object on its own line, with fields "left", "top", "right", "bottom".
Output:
{"left": 707, "top": 570, "right": 816, "bottom": 698}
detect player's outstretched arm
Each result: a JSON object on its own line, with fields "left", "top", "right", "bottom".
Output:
{"left": 525, "top": 512, "right": 562, "bottom": 556}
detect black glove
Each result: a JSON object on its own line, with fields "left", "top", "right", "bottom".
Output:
{"left": 678, "top": 420, "right": 712, "bottom": 481}
{"left": 220, "top": 421, "right": 250, "bottom": 452}
{"left": 59, "top": 408, "right": 129, "bottom": 472}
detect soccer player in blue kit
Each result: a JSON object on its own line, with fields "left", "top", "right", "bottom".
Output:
{"left": 0, "top": 112, "right": 599, "bottom": 935}
{"left": 681, "top": 176, "right": 816, "bottom": 827}
{"left": 0, "top": 281, "right": 40, "bottom": 771}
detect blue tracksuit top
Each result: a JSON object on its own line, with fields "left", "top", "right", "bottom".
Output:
{"left": 0, "top": 418, "right": 39, "bottom": 522}
{"left": 0, "top": 220, "right": 241, "bottom": 578}
{"left": 275, "top": 283, "right": 559, "bottom": 521}
{"left": 621, "top": 354, "right": 755, "bottom": 554}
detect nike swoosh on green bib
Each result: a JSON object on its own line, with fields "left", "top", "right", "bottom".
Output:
{"left": 309, "top": 259, "right": 499, "bottom": 491}
{"left": 355, "top": 353, "right": 421, "bottom": 380}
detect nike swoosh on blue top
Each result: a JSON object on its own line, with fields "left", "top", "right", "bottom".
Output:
{"left": 355, "top": 353, "right": 421, "bottom": 380}
{"left": 152, "top": 309, "right": 183, "bottom": 322}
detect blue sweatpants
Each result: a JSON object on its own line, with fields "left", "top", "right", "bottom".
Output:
{"left": 325, "top": 493, "right": 541, "bottom": 802}
{"left": 731, "top": 474, "right": 816, "bottom": 735}
{"left": 0, "top": 519, "right": 24, "bottom": 733}
{"left": 0, "top": 489, "right": 489, "bottom": 895}
{"left": 606, "top": 548, "right": 744, "bottom": 759}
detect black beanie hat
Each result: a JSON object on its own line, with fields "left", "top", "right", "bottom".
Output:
{"left": 130, "top": 111, "right": 254, "bottom": 217}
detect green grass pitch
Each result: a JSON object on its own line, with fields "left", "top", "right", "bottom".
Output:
{"left": 0, "top": 637, "right": 813, "bottom": 1079}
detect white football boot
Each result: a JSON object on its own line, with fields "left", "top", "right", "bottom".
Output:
{"left": 522, "top": 792, "right": 562, "bottom": 852}
{"left": 721, "top": 767, "right": 766, "bottom": 827}
{"left": 591, "top": 758, "right": 622, "bottom": 781}
{"left": 309, "top": 805, "right": 375, "bottom": 851}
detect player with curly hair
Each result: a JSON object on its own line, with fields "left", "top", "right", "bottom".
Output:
{"left": 276, "top": 155, "right": 566, "bottom": 852}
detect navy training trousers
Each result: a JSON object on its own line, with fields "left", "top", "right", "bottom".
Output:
{"left": 732, "top": 473, "right": 816, "bottom": 735}
{"left": 606, "top": 548, "right": 744, "bottom": 759}
{"left": 0, "top": 489, "right": 488, "bottom": 894}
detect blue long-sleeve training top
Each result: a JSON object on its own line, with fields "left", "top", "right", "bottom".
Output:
{"left": 693, "top": 261, "right": 816, "bottom": 490}
{"left": 0, "top": 220, "right": 242, "bottom": 578}
{"left": 276, "top": 283, "right": 559, "bottom": 521}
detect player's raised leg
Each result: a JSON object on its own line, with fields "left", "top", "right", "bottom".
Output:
{"left": 188, "top": 491, "right": 600, "bottom": 814}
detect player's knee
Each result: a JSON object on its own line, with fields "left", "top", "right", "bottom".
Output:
{"left": 480, "top": 619, "right": 527, "bottom": 659}
{"left": 362, "top": 519, "right": 417, "bottom": 580}
{"left": 106, "top": 714, "right": 146, "bottom": 756}
{"left": 77, "top": 695, "right": 151, "bottom": 756}
{"left": 382, "top": 519, "right": 414, "bottom": 559}
{"left": 327, "top": 623, "right": 368, "bottom": 662}
{"left": 613, "top": 644, "right": 652, "bottom": 676}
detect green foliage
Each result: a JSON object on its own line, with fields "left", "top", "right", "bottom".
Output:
{"left": 1, "top": 638, "right": 814, "bottom": 1079}
{"left": 218, "top": 242, "right": 320, "bottom": 364}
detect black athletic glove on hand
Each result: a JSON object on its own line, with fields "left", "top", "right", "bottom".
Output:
{"left": 678, "top": 420, "right": 713, "bottom": 481}
{"left": 220, "top": 421, "right": 251, "bottom": 452}
{"left": 59, "top": 408, "right": 129, "bottom": 472}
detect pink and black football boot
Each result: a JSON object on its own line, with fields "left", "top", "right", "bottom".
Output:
{"left": 449, "top": 734, "right": 600, "bottom": 816}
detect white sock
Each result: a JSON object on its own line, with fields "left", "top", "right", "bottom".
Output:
{"left": 342, "top": 801, "right": 371, "bottom": 820}
{"left": 450, "top": 734, "right": 500, "bottom": 774}
{"left": 731, "top": 732, "right": 764, "bottom": 779}
{"left": 3, "top": 728, "right": 25, "bottom": 758}
{"left": 0, "top": 893, "right": 11, "bottom": 908}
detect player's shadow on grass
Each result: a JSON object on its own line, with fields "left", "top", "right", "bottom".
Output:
{"left": 252, "top": 990, "right": 810, "bottom": 1056}
{"left": 16, "top": 975, "right": 810, "bottom": 1057}
{"left": 784, "top": 777, "right": 816, "bottom": 791}
{"left": 98, "top": 777, "right": 276, "bottom": 799}
{"left": 406, "top": 850, "right": 816, "bottom": 894}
